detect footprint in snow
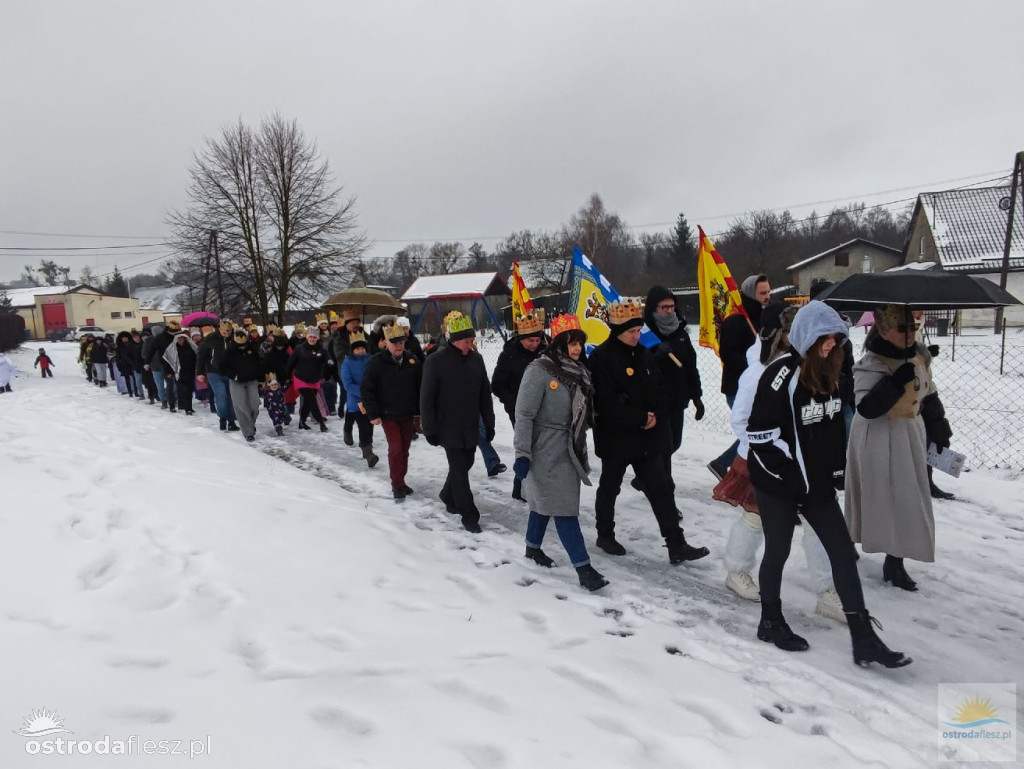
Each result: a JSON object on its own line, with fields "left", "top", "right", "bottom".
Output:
{"left": 107, "top": 707, "right": 175, "bottom": 724}
{"left": 309, "top": 704, "right": 376, "bottom": 737}
{"left": 80, "top": 553, "right": 119, "bottom": 590}
{"left": 454, "top": 742, "right": 508, "bottom": 769}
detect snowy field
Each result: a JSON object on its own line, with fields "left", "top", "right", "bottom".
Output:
{"left": 1, "top": 341, "right": 1022, "bottom": 768}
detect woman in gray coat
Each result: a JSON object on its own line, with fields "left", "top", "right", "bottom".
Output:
{"left": 845, "top": 305, "right": 950, "bottom": 592}
{"left": 513, "top": 315, "right": 608, "bottom": 592}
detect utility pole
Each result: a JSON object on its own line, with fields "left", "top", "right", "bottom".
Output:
{"left": 995, "top": 151, "right": 1024, "bottom": 333}
{"left": 211, "top": 230, "right": 225, "bottom": 318}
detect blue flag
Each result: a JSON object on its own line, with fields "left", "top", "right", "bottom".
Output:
{"left": 568, "top": 246, "right": 660, "bottom": 348}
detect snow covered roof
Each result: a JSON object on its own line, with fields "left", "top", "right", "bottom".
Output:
{"left": 886, "top": 261, "right": 938, "bottom": 272}
{"left": 0, "top": 283, "right": 106, "bottom": 308}
{"left": 787, "top": 239, "right": 901, "bottom": 271}
{"left": 913, "top": 185, "right": 1024, "bottom": 272}
{"left": 401, "top": 272, "right": 511, "bottom": 301}
{"left": 132, "top": 285, "right": 185, "bottom": 312}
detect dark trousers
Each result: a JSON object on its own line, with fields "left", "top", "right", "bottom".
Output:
{"left": 344, "top": 410, "right": 356, "bottom": 433}
{"left": 322, "top": 380, "right": 338, "bottom": 415}
{"left": 299, "top": 388, "right": 325, "bottom": 425}
{"left": 596, "top": 453, "right": 681, "bottom": 540}
{"left": 122, "top": 369, "right": 136, "bottom": 395}
{"left": 381, "top": 418, "right": 414, "bottom": 487}
{"left": 441, "top": 447, "right": 479, "bottom": 524}
{"left": 177, "top": 377, "right": 193, "bottom": 412}
{"left": 756, "top": 490, "right": 865, "bottom": 613}
{"left": 40, "top": 368, "right": 53, "bottom": 378}
{"left": 352, "top": 411, "right": 374, "bottom": 447}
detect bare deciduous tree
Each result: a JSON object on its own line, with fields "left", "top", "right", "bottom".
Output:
{"left": 168, "top": 114, "right": 367, "bottom": 325}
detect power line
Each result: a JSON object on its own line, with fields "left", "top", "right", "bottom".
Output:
{"left": 0, "top": 242, "right": 168, "bottom": 252}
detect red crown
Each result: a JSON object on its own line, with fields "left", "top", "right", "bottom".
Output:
{"left": 549, "top": 314, "right": 582, "bottom": 337}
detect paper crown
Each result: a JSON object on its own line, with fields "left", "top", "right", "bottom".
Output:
{"left": 515, "top": 309, "right": 546, "bottom": 336}
{"left": 166, "top": 320, "right": 182, "bottom": 331}
{"left": 607, "top": 299, "right": 644, "bottom": 325}
{"left": 294, "top": 322, "right": 307, "bottom": 336}
{"left": 442, "top": 310, "right": 463, "bottom": 327}
{"left": 315, "top": 312, "right": 328, "bottom": 324}
{"left": 328, "top": 311, "right": 340, "bottom": 322}
{"left": 447, "top": 315, "right": 475, "bottom": 336}
{"left": 266, "top": 323, "right": 279, "bottom": 334}
{"left": 265, "top": 371, "right": 279, "bottom": 385}
{"left": 549, "top": 314, "right": 582, "bottom": 337}
{"left": 219, "top": 319, "right": 233, "bottom": 330}
{"left": 342, "top": 308, "right": 361, "bottom": 323}
{"left": 349, "top": 331, "right": 368, "bottom": 347}
{"left": 383, "top": 324, "right": 406, "bottom": 341}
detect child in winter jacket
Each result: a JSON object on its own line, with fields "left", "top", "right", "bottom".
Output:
{"left": 34, "top": 349, "right": 55, "bottom": 378}
{"left": 262, "top": 372, "right": 288, "bottom": 436}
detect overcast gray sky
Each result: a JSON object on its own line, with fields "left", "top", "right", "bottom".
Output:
{"left": 2, "top": 0, "right": 1022, "bottom": 285}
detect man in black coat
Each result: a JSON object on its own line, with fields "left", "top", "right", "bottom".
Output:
{"left": 490, "top": 312, "right": 547, "bottom": 502}
{"left": 419, "top": 316, "right": 495, "bottom": 533}
{"left": 643, "top": 286, "right": 705, "bottom": 495}
{"left": 221, "top": 328, "right": 264, "bottom": 441}
{"left": 197, "top": 321, "right": 239, "bottom": 431}
{"left": 708, "top": 274, "right": 771, "bottom": 479}
{"left": 286, "top": 328, "right": 329, "bottom": 431}
{"left": 589, "top": 300, "right": 709, "bottom": 564}
{"left": 362, "top": 324, "right": 424, "bottom": 501}
{"left": 149, "top": 321, "right": 180, "bottom": 411}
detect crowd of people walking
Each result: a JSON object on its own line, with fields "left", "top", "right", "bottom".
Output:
{"left": 58, "top": 280, "right": 956, "bottom": 671}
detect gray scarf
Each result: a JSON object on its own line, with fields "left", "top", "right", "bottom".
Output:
{"left": 654, "top": 312, "right": 680, "bottom": 337}
{"left": 536, "top": 352, "right": 594, "bottom": 467}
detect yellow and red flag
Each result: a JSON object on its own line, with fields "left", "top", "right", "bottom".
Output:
{"left": 697, "top": 226, "right": 748, "bottom": 355}
{"left": 511, "top": 261, "right": 535, "bottom": 323}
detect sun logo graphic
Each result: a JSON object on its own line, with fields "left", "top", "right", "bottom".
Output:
{"left": 13, "top": 709, "right": 73, "bottom": 738}
{"left": 943, "top": 696, "right": 1010, "bottom": 729}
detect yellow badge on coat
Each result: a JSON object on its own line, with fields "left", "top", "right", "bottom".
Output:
{"left": 549, "top": 380, "right": 558, "bottom": 390}
{"left": 625, "top": 367, "right": 634, "bottom": 376}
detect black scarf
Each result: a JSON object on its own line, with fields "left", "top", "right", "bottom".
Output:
{"left": 865, "top": 331, "right": 916, "bottom": 360}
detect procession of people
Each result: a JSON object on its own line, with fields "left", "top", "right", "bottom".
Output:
{"left": 58, "top": 281, "right": 969, "bottom": 671}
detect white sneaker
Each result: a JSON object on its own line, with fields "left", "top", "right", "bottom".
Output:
{"left": 725, "top": 571, "right": 760, "bottom": 601}
{"left": 814, "top": 587, "right": 847, "bottom": 624}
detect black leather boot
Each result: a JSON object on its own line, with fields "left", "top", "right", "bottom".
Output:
{"left": 576, "top": 564, "right": 609, "bottom": 592}
{"left": 883, "top": 555, "right": 918, "bottom": 592}
{"left": 928, "top": 466, "right": 954, "bottom": 500}
{"left": 846, "top": 610, "right": 912, "bottom": 668}
{"left": 757, "top": 600, "right": 809, "bottom": 652}
{"left": 525, "top": 546, "right": 556, "bottom": 568}
{"left": 596, "top": 535, "right": 626, "bottom": 556}
{"left": 666, "top": 530, "right": 710, "bottom": 564}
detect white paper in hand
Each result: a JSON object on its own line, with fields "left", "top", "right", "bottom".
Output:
{"left": 927, "top": 443, "right": 966, "bottom": 478}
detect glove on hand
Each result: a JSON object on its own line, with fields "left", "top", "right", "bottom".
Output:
{"left": 693, "top": 399, "right": 705, "bottom": 421}
{"left": 485, "top": 427, "right": 495, "bottom": 443}
{"left": 513, "top": 457, "right": 531, "bottom": 480}
{"left": 890, "top": 362, "right": 916, "bottom": 386}
{"left": 425, "top": 433, "right": 441, "bottom": 446}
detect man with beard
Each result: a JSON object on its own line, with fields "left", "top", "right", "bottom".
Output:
{"left": 589, "top": 299, "right": 709, "bottom": 564}
{"left": 746, "top": 301, "right": 910, "bottom": 668}
{"left": 491, "top": 311, "right": 547, "bottom": 502}
{"left": 709, "top": 274, "right": 771, "bottom": 480}
{"left": 420, "top": 315, "right": 495, "bottom": 534}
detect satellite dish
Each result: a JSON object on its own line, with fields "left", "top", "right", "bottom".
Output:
{"left": 999, "top": 196, "right": 1011, "bottom": 211}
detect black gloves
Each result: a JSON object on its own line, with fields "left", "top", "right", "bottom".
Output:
{"left": 425, "top": 434, "right": 441, "bottom": 446}
{"left": 693, "top": 398, "right": 705, "bottom": 421}
{"left": 513, "top": 457, "right": 531, "bottom": 480}
{"left": 890, "top": 362, "right": 916, "bottom": 386}
{"left": 927, "top": 344, "right": 940, "bottom": 358}
{"left": 485, "top": 426, "right": 495, "bottom": 443}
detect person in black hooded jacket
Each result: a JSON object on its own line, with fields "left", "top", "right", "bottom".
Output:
{"left": 114, "top": 332, "right": 138, "bottom": 397}
{"left": 643, "top": 286, "right": 704, "bottom": 494}
{"left": 491, "top": 312, "right": 547, "bottom": 502}
{"left": 221, "top": 328, "right": 263, "bottom": 440}
{"left": 286, "top": 328, "right": 329, "bottom": 432}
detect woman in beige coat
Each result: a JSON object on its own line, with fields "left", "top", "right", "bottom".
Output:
{"left": 845, "top": 305, "right": 952, "bottom": 591}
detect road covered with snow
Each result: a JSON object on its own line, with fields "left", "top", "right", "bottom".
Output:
{"left": 1, "top": 342, "right": 1021, "bottom": 767}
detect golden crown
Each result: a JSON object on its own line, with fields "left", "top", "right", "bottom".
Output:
{"left": 447, "top": 315, "right": 474, "bottom": 334}
{"left": 383, "top": 324, "right": 406, "bottom": 341}
{"left": 266, "top": 323, "right": 279, "bottom": 334}
{"left": 348, "top": 331, "right": 368, "bottom": 346}
{"left": 607, "top": 299, "right": 644, "bottom": 324}
{"left": 315, "top": 312, "right": 328, "bottom": 324}
{"left": 549, "top": 314, "right": 582, "bottom": 337}
{"left": 294, "top": 322, "right": 307, "bottom": 335}
{"left": 515, "top": 309, "right": 546, "bottom": 336}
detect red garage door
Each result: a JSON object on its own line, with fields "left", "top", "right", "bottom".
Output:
{"left": 42, "top": 303, "right": 67, "bottom": 332}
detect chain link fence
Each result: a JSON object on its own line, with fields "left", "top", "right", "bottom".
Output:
{"left": 473, "top": 324, "right": 1024, "bottom": 471}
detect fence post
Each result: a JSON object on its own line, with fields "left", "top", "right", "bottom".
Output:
{"left": 951, "top": 312, "right": 957, "bottom": 362}
{"left": 1000, "top": 317, "right": 1007, "bottom": 375}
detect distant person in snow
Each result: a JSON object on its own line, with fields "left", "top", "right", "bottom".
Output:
{"left": 0, "top": 351, "right": 15, "bottom": 392}
{"left": 747, "top": 301, "right": 910, "bottom": 668}
{"left": 34, "top": 348, "right": 55, "bottom": 378}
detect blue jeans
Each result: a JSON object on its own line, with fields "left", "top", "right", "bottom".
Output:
{"left": 132, "top": 371, "right": 145, "bottom": 396}
{"left": 153, "top": 371, "right": 177, "bottom": 406}
{"left": 206, "top": 371, "right": 236, "bottom": 421}
{"left": 526, "top": 512, "right": 590, "bottom": 567}
{"left": 477, "top": 417, "right": 501, "bottom": 472}
{"left": 713, "top": 394, "right": 739, "bottom": 469}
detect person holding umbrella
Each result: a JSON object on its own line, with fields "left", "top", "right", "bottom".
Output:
{"left": 331, "top": 308, "right": 364, "bottom": 443}
{"left": 844, "top": 304, "right": 950, "bottom": 592}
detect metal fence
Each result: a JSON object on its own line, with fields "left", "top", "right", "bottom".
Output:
{"left": 473, "top": 324, "right": 1024, "bottom": 471}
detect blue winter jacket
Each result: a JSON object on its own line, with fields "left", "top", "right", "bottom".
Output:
{"left": 341, "top": 353, "right": 369, "bottom": 412}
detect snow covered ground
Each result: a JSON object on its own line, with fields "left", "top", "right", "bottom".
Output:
{"left": 1, "top": 341, "right": 1021, "bottom": 768}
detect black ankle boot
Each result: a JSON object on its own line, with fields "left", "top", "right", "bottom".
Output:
{"left": 319, "top": 421, "right": 329, "bottom": 433}
{"left": 361, "top": 445, "right": 378, "bottom": 467}
{"left": 882, "top": 555, "right": 918, "bottom": 591}
{"left": 343, "top": 427, "right": 354, "bottom": 446}
{"left": 220, "top": 418, "right": 227, "bottom": 431}
{"left": 757, "top": 600, "right": 809, "bottom": 651}
{"left": 576, "top": 564, "right": 609, "bottom": 592}
{"left": 595, "top": 535, "right": 626, "bottom": 556}
{"left": 525, "top": 546, "right": 556, "bottom": 568}
{"left": 846, "top": 610, "right": 912, "bottom": 668}
{"left": 666, "top": 531, "right": 710, "bottom": 564}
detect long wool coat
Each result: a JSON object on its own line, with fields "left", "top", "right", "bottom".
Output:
{"left": 513, "top": 360, "right": 592, "bottom": 518}
{"left": 844, "top": 350, "right": 936, "bottom": 562}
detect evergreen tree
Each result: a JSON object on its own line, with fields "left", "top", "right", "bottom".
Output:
{"left": 671, "top": 213, "right": 698, "bottom": 285}
{"left": 105, "top": 266, "right": 130, "bottom": 297}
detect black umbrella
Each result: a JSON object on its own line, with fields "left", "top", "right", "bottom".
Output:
{"left": 814, "top": 271, "right": 1022, "bottom": 310}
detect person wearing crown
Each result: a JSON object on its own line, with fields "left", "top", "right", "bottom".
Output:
{"left": 340, "top": 332, "right": 379, "bottom": 468}
{"left": 513, "top": 314, "right": 608, "bottom": 591}
{"left": 492, "top": 310, "right": 548, "bottom": 502}
{"left": 362, "top": 323, "right": 423, "bottom": 501}
{"left": 588, "top": 299, "right": 709, "bottom": 564}
{"left": 420, "top": 315, "right": 496, "bottom": 533}
{"left": 331, "top": 308, "right": 364, "bottom": 445}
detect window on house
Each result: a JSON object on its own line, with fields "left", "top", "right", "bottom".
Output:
{"left": 834, "top": 252, "right": 849, "bottom": 267}
{"left": 124, "top": 311, "right": 133, "bottom": 318}
{"left": 110, "top": 311, "right": 121, "bottom": 319}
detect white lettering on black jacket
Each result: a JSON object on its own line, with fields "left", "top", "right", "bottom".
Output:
{"left": 746, "top": 353, "right": 847, "bottom": 504}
